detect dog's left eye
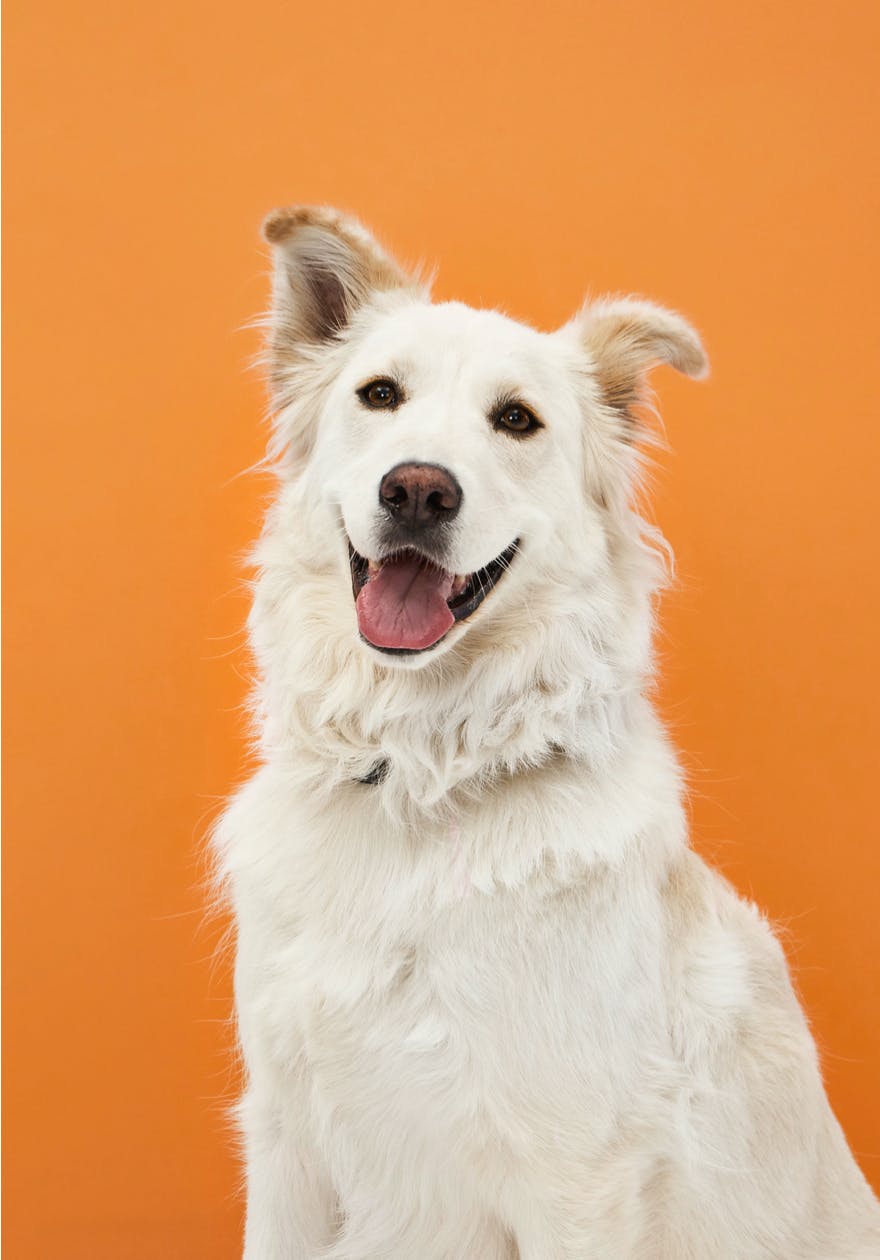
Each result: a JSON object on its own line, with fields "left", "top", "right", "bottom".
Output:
{"left": 358, "top": 379, "right": 399, "bottom": 409}
{"left": 494, "top": 403, "right": 542, "bottom": 437}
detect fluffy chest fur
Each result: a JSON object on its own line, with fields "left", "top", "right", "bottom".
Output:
{"left": 225, "top": 756, "right": 685, "bottom": 1251}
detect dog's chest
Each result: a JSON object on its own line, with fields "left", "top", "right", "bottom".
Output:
{"left": 260, "top": 852, "right": 667, "bottom": 1164}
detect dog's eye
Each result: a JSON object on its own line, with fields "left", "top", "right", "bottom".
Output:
{"left": 494, "top": 403, "right": 542, "bottom": 437}
{"left": 358, "top": 379, "right": 399, "bottom": 410}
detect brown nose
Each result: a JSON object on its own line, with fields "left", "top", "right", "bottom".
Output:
{"left": 378, "top": 463, "right": 462, "bottom": 530}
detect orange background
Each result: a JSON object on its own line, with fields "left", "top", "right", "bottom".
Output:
{"left": 4, "top": 0, "right": 879, "bottom": 1254}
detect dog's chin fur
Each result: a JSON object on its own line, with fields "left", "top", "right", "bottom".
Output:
{"left": 214, "top": 207, "right": 880, "bottom": 1260}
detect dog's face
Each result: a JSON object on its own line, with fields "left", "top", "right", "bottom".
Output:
{"left": 263, "top": 207, "right": 706, "bottom": 667}
{"left": 311, "top": 301, "right": 588, "bottom": 658}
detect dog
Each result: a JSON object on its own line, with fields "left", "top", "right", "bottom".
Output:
{"left": 215, "top": 206, "right": 880, "bottom": 1258}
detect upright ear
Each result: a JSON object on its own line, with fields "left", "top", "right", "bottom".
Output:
{"left": 261, "top": 206, "right": 418, "bottom": 394}
{"left": 577, "top": 296, "right": 708, "bottom": 431}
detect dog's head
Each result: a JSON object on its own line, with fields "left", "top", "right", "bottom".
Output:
{"left": 261, "top": 207, "right": 706, "bottom": 669}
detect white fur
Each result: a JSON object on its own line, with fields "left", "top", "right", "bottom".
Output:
{"left": 215, "top": 208, "right": 880, "bottom": 1258}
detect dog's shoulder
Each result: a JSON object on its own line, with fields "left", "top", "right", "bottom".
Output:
{"left": 662, "top": 848, "right": 816, "bottom": 1079}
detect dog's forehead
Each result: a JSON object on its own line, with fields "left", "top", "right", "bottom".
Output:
{"left": 354, "top": 299, "right": 566, "bottom": 388}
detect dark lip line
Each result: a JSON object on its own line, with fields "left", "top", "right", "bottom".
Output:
{"left": 347, "top": 538, "right": 520, "bottom": 655}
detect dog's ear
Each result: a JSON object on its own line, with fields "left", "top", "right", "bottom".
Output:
{"left": 261, "top": 206, "right": 417, "bottom": 389}
{"left": 577, "top": 297, "right": 708, "bottom": 432}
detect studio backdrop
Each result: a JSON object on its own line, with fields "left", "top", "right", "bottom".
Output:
{"left": 4, "top": 0, "right": 879, "bottom": 1255}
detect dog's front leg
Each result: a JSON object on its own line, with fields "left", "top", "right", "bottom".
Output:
{"left": 240, "top": 1083, "right": 337, "bottom": 1260}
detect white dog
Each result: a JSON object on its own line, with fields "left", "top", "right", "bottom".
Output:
{"left": 215, "top": 206, "right": 880, "bottom": 1258}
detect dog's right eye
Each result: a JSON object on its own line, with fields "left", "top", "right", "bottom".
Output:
{"left": 358, "top": 379, "right": 399, "bottom": 409}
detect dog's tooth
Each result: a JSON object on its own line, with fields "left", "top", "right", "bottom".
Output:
{"left": 451, "top": 574, "right": 469, "bottom": 595}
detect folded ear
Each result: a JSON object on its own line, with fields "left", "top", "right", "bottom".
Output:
{"left": 261, "top": 205, "right": 418, "bottom": 391}
{"left": 577, "top": 296, "right": 708, "bottom": 430}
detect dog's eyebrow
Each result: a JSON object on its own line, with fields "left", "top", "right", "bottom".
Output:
{"left": 353, "top": 360, "right": 411, "bottom": 394}
{"left": 488, "top": 384, "right": 544, "bottom": 417}
{"left": 489, "top": 385, "right": 523, "bottom": 407}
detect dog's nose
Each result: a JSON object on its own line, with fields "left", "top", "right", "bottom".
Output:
{"left": 378, "top": 463, "right": 462, "bottom": 530}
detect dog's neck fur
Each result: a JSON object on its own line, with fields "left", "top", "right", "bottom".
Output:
{"left": 247, "top": 477, "right": 674, "bottom": 827}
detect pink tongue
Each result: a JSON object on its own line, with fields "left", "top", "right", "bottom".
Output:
{"left": 356, "top": 555, "right": 455, "bottom": 650}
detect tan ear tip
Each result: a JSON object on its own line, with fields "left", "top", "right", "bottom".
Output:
{"left": 261, "top": 205, "right": 347, "bottom": 246}
{"left": 261, "top": 206, "right": 329, "bottom": 245}
{"left": 668, "top": 320, "right": 709, "bottom": 379}
{"left": 261, "top": 208, "right": 300, "bottom": 245}
{"left": 682, "top": 340, "right": 710, "bottom": 380}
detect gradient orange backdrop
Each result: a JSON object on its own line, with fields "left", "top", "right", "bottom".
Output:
{"left": 4, "top": 0, "right": 880, "bottom": 1254}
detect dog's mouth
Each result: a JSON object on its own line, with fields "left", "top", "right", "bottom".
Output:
{"left": 348, "top": 539, "right": 519, "bottom": 655}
